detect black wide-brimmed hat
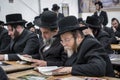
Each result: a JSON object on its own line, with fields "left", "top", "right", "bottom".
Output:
{"left": 26, "top": 22, "right": 35, "bottom": 29}
{"left": 86, "top": 15, "right": 101, "bottom": 29}
{"left": 52, "top": 4, "right": 60, "bottom": 11}
{"left": 39, "top": 11, "right": 57, "bottom": 28}
{"left": 95, "top": 1, "right": 103, "bottom": 8}
{"left": 0, "top": 21, "right": 4, "bottom": 25}
{"left": 5, "top": 13, "right": 27, "bottom": 25}
{"left": 43, "top": 8, "right": 49, "bottom": 12}
{"left": 54, "top": 16, "right": 88, "bottom": 37}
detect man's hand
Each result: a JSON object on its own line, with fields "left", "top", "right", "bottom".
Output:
{"left": 53, "top": 67, "right": 72, "bottom": 74}
{"left": 31, "top": 59, "right": 47, "bottom": 67}
{"left": 0, "top": 55, "right": 4, "bottom": 61}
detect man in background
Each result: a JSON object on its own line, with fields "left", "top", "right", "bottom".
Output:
{"left": 0, "top": 21, "right": 11, "bottom": 50}
{"left": 52, "top": 4, "right": 64, "bottom": 21}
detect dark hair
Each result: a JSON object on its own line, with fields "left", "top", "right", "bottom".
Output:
{"left": 71, "top": 30, "right": 84, "bottom": 39}
{"left": 111, "top": 18, "right": 120, "bottom": 24}
{"left": 48, "top": 27, "right": 58, "bottom": 32}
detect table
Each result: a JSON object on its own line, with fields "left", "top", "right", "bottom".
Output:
{"left": 7, "top": 70, "right": 120, "bottom": 80}
{"left": 1, "top": 61, "right": 34, "bottom": 73}
{"left": 111, "top": 44, "right": 120, "bottom": 50}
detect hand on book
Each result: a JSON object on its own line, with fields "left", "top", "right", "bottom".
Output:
{"left": 52, "top": 67, "right": 72, "bottom": 74}
{"left": 31, "top": 59, "right": 47, "bottom": 67}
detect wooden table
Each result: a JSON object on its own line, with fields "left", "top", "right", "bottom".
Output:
{"left": 111, "top": 44, "right": 120, "bottom": 50}
{"left": 1, "top": 61, "right": 34, "bottom": 73}
{"left": 7, "top": 70, "right": 120, "bottom": 80}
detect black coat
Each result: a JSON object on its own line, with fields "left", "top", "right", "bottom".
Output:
{"left": 35, "top": 38, "right": 67, "bottom": 66}
{"left": 64, "top": 35, "right": 114, "bottom": 77}
{"left": 57, "top": 13, "right": 64, "bottom": 21}
{"left": 103, "top": 26, "right": 118, "bottom": 44}
{"left": 94, "top": 11, "right": 108, "bottom": 26}
{"left": 0, "top": 27, "right": 11, "bottom": 50}
{"left": 0, "top": 66, "right": 8, "bottom": 80}
{"left": 95, "top": 30, "right": 114, "bottom": 54}
{"left": 0, "top": 29, "right": 39, "bottom": 60}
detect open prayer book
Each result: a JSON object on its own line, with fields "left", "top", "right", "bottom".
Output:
{"left": 36, "top": 66, "right": 68, "bottom": 76}
{"left": 17, "top": 54, "right": 32, "bottom": 62}
{"left": 55, "top": 76, "right": 107, "bottom": 80}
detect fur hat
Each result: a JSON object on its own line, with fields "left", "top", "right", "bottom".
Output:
{"left": 5, "top": 13, "right": 27, "bottom": 25}
{"left": 26, "top": 22, "right": 35, "bottom": 29}
{"left": 54, "top": 16, "right": 87, "bottom": 37}
{"left": 39, "top": 11, "right": 57, "bottom": 28}
{"left": 52, "top": 4, "right": 60, "bottom": 11}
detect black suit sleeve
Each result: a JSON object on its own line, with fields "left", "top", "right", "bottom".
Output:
{"left": 0, "top": 67, "right": 8, "bottom": 80}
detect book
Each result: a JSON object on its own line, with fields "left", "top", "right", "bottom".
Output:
{"left": 17, "top": 54, "right": 32, "bottom": 62}
{"left": 36, "top": 66, "right": 67, "bottom": 76}
{"left": 55, "top": 77, "right": 107, "bottom": 80}
{"left": 18, "top": 74, "right": 48, "bottom": 80}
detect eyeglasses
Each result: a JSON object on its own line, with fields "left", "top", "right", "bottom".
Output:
{"left": 60, "top": 37, "right": 74, "bottom": 44}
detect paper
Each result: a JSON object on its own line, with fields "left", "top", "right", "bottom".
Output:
{"left": 17, "top": 54, "right": 32, "bottom": 62}
{"left": 37, "top": 66, "right": 63, "bottom": 75}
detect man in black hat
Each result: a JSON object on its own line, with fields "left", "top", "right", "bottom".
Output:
{"left": 93, "top": 1, "right": 108, "bottom": 26}
{"left": 53, "top": 16, "right": 114, "bottom": 77}
{"left": 0, "top": 20, "right": 11, "bottom": 50}
{"left": 28, "top": 11, "right": 67, "bottom": 66}
{"left": 52, "top": 4, "right": 64, "bottom": 21}
{"left": 26, "top": 22, "right": 36, "bottom": 33}
{"left": 0, "top": 13, "right": 39, "bottom": 61}
{"left": 85, "top": 15, "right": 114, "bottom": 54}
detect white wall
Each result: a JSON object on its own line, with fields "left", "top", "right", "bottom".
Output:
{"left": 40, "top": 0, "right": 78, "bottom": 17}
{"left": 0, "top": 0, "right": 119, "bottom": 27}
{"left": 0, "top": 0, "right": 78, "bottom": 23}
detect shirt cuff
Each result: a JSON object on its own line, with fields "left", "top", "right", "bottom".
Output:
{"left": 4, "top": 54, "right": 9, "bottom": 60}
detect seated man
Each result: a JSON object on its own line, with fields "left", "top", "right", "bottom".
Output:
{"left": 0, "top": 13, "right": 39, "bottom": 61}
{"left": 0, "top": 21, "right": 11, "bottom": 50}
{"left": 29, "top": 11, "right": 67, "bottom": 66}
{"left": 54, "top": 16, "right": 114, "bottom": 77}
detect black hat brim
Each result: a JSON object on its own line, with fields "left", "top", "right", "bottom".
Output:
{"left": 4, "top": 20, "right": 27, "bottom": 25}
{"left": 54, "top": 25, "right": 88, "bottom": 37}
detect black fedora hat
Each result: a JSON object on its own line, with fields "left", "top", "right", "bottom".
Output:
{"left": 86, "top": 15, "right": 101, "bottom": 29}
{"left": 43, "top": 8, "right": 49, "bottom": 12}
{"left": 52, "top": 4, "right": 60, "bottom": 11}
{"left": 95, "top": 1, "right": 103, "bottom": 8}
{"left": 5, "top": 13, "right": 27, "bottom": 25}
{"left": 0, "top": 21, "right": 4, "bottom": 25}
{"left": 54, "top": 16, "right": 88, "bottom": 37}
{"left": 26, "top": 22, "right": 34, "bottom": 29}
{"left": 39, "top": 11, "right": 57, "bottom": 28}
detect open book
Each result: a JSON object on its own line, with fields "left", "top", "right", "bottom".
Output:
{"left": 36, "top": 66, "right": 68, "bottom": 76}
{"left": 17, "top": 54, "right": 32, "bottom": 62}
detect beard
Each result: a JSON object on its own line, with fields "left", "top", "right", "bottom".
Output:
{"left": 13, "top": 29, "right": 20, "bottom": 40}
{"left": 64, "top": 47, "right": 74, "bottom": 58}
{"left": 43, "top": 38, "right": 55, "bottom": 46}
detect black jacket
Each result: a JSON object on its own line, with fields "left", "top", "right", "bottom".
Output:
{"left": 64, "top": 35, "right": 114, "bottom": 77}
{"left": 0, "top": 66, "right": 8, "bottom": 80}
{"left": 0, "top": 29, "right": 39, "bottom": 60}
{"left": 94, "top": 11, "right": 108, "bottom": 26}
{"left": 103, "top": 26, "right": 118, "bottom": 44}
{"left": 34, "top": 38, "right": 67, "bottom": 66}
{"left": 95, "top": 30, "right": 114, "bottom": 54}
{"left": 0, "top": 27, "right": 11, "bottom": 50}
